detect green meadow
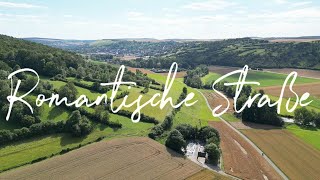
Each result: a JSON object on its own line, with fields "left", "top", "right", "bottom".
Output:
{"left": 286, "top": 124, "right": 320, "bottom": 150}
{"left": 202, "top": 71, "right": 318, "bottom": 87}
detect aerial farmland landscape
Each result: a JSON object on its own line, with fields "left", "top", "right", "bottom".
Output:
{"left": 1, "top": 0, "right": 320, "bottom": 180}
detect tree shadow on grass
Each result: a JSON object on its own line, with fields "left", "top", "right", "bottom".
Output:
{"left": 300, "top": 125, "right": 318, "bottom": 131}
{"left": 59, "top": 133, "right": 86, "bottom": 147}
{"left": 96, "top": 123, "right": 108, "bottom": 131}
{"left": 241, "top": 121, "right": 282, "bottom": 130}
{"left": 48, "top": 106, "right": 65, "bottom": 120}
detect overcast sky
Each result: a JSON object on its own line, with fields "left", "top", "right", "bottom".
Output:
{"left": 0, "top": 0, "right": 319, "bottom": 39}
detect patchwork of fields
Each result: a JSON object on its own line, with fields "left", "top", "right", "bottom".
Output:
{"left": 1, "top": 65, "right": 320, "bottom": 179}
{"left": 241, "top": 129, "right": 320, "bottom": 180}
{"left": 204, "top": 66, "right": 320, "bottom": 179}
{"left": 0, "top": 69, "right": 217, "bottom": 172}
{"left": 202, "top": 70, "right": 318, "bottom": 87}
{"left": 0, "top": 137, "right": 219, "bottom": 180}
{"left": 209, "top": 121, "right": 281, "bottom": 180}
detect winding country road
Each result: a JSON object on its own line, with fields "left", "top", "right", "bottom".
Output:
{"left": 196, "top": 89, "right": 289, "bottom": 180}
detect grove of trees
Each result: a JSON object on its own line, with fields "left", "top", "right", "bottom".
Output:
{"left": 294, "top": 107, "right": 320, "bottom": 127}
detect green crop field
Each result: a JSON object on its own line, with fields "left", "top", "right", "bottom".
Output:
{"left": 202, "top": 71, "right": 318, "bottom": 87}
{"left": 286, "top": 124, "right": 320, "bottom": 150}
{"left": 66, "top": 77, "right": 94, "bottom": 85}
{"left": 173, "top": 84, "right": 219, "bottom": 127}
{"left": 113, "top": 86, "right": 170, "bottom": 121}
{"left": 221, "top": 113, "right": 241, "bottom": 122}
{"left": 269, "top": 95, "right": 320, "bottom": 116}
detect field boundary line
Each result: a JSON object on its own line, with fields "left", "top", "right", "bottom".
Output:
{"left": 196, "top": 89, "right": 289, "bottom": 180}
{"left": 255, "top": 69, "right": 320, "bottom": 80}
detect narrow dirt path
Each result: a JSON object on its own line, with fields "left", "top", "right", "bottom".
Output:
{"left": 196, "top": 89, "right": 289, "bottom": 180}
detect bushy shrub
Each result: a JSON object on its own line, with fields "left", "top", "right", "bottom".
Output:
{"left": 175, "top": 124, "right": 197, "bottom": 140}
{"left": 148, "top": 125, "right": 164, "bottom": 139}
{"left": 161, "top": 116, "right": 173, "bottom": 130}
{"left": 165, "top": 129, "right": 186, "bottom": 154}
{"left": 205, "top": 143, "right": 220, "bottom": 165}
{"left": 198, "top": 126, "right": 220, "bottom": 145}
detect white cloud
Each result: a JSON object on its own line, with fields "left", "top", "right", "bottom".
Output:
{"left": 127, "top": 11, "right": 144, "bottom": 17}
{"left": 290, "top": 1, "right": 312, "bottom": 7}
{"left": 250, "top": 7, "right": 320, "bottom": 19}
{"left": 127, "top": 11, "right": 151, "bottom": 21}
{"left": 274, "top": 0, "right": 288, "bottom": 4}
{"left": 182, "top": 0, "right": 237, "bottom": 11}
{"left": 63, "top": 14, "right": 73, "bottom": 18}
{"left": 0, "top": 1, "right": 46, "bottom": 8}
{"left": 0, "top": 13, "right": 40, "bottom": 18}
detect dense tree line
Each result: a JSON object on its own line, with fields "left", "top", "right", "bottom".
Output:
{"left": 0, "top": 110, "right": 93, "bottom": 145}
{"left": 206, "top": 80, "right": 252, "bottom": 99}
{"left": 237, "top": 90, "right": 284, "bottom": 126}
{"left": 165, "top": 124, "right": 221, "bottom": 165}
{"left": 184, "top": 65, "right": 208, "bottom": 88}
{"left": 294, "top": 107, "right": 320, "bottom": 127}
{"left": 148, "top": 87, "right": 188, "bottom": 139}
{"left": 0, "top": 35, "right": 85, "bottom": 77}
{"left": 205, "top": 79, "right": 282, "bottom": 127}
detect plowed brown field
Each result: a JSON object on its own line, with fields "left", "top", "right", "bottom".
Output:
{"left": 260, "top": 83, "right": 320, "bottom": 98}
{"left": 203, "top": 91, "right": 234, "bottom": 114}
{"left": 159, "top": 71, "right": 187, "bottom": 78}
{"left": 127, "top": 67, "right": 154, "bottom": 74}
{"left": 241, "top": 129, "right": 320, "bottom": 180}
{"left": 208, "top": 66, "right": 240, "bottom": 75}
{"left": 266, "top": 68, "right": 320, "bottom": 79}
{"left": 209, "top": 122, "right": 281, "bottom": 180}
{"left": 0, "top": 137, "right": 217, "bottom": 180}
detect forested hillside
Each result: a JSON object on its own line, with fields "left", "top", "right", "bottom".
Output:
{"left": 1, "top": 35, "right": 85, "bottom": 76}
{"left": 0, "top": 34, "right": 154, "bottom": 129}
{"left": 25, "top": 38, "right": 186, "bottom": 57}
{"left": 124, "top": 38, "right": 320, "bottom": 70}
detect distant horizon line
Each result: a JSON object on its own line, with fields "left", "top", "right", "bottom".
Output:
{"left": 19, "top": 35, "right": 320, "bottom": 41}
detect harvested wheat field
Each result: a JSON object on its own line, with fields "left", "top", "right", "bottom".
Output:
{"left": 230, "top": 121, "right": 282, "bottom": 130}
{"left": 0, "top": 137, "right": 221, "bottom": 180}
{"left": 203, "top": 91, "right": 234, "bottom": 114}
{"left": 241, "top": 129, "right": 320, "bottom": 180}
{"left": 209, "top": 122, "right": 281, "bottom": 180}
{"left": 186, "top": 169, "right": 230, "bottom": 180}
{"left": 259, "top": 82, "right": 320, "bottom": 98}
{"left": 159, "top": 71, "right": 187, "bottom": 78}
{"left": 127, "top": 67, "right": 154, "bottom": 74}
{"left": 265, "top": 68, "right": 320, "bottom": 79}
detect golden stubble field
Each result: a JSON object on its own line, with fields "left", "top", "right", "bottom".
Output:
{"left": 0, "top": 137, "right": 224, "bottom": 180}
{"left": 209, "top": 122, "right": 281, "bottom": 180}
{"left": 241, "top": 129, "right": 320, "bottom": 180}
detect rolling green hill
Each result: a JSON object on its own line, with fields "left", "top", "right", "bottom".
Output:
{"left": 125, "top": 38, "right": 320, "bottom": 70}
